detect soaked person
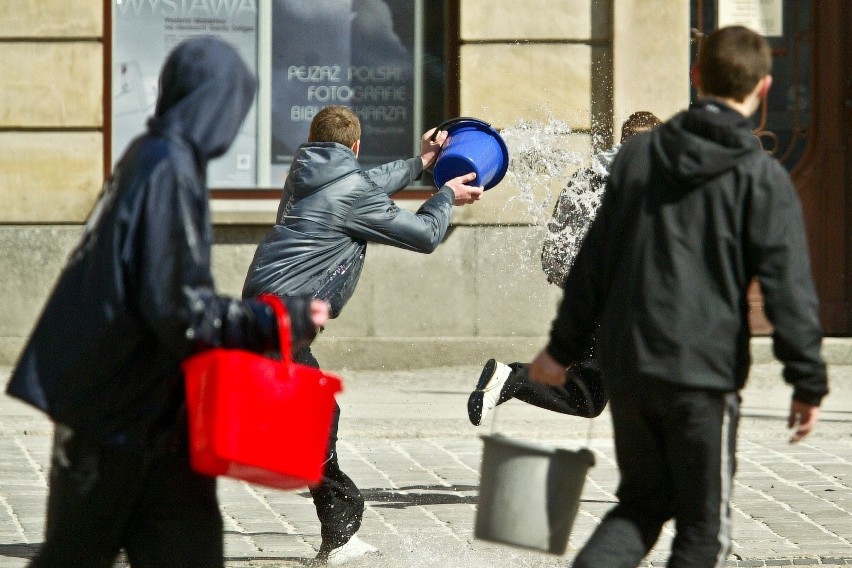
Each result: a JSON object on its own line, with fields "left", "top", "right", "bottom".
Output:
{"left": 6, "top": 37, "right": 328, "bottom": 568}
{"left": 530, "top": 26, "right": 828, "bottom": 567}
{"left": 468, "top": 112, "right": 661, "bottom": 426}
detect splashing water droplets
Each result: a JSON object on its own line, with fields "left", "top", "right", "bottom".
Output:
{"left": 480, "top": 117, "right": 605, "bottom": 288}
{"left": 500, "top": 117, "right": 583, "bottom": 226}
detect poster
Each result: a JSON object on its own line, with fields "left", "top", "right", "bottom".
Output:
{"left": 270, "top": 0, "right": 416, "bottom": 176}
{"left": 718, "top": 0, "right": 783, "bottom": 37}
{"left": 112, "top": 0, "right": 259, "bottom": 187}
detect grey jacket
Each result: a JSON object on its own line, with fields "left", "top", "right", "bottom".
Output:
{"left": 243, "top": 143, "right": 456, "bottom": 317}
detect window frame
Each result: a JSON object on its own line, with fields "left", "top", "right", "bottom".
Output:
{"left": 103, "top": 0, "right": 457, "bottom": 199}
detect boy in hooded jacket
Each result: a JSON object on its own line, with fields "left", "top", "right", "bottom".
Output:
{"left": 242, "top": 104, "right": 484, "bottom": 564}
{"left": 6, "top": 37, "right": 328, "bottom": 568}
{"left": 530, "top": 26, "right": 828, "bottom": 566}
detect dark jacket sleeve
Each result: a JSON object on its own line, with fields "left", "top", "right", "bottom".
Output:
{"left": 130, "top": 163, "right": 311, "bottom": 359}
{"left": 747, "top": 159, "right": 828, "bottom": 405}
{"left": 344, "top": 176, "right": 455, "bottom": 253}
{"left": 364, "top": 157, "right": 423, "bottom": 196}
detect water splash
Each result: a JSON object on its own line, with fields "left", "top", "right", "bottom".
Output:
{"left": 488, "top": 117, "right": 605, "bottom": 286}
{"left": 500, "top": 117, "right": 583, "bottom": 226}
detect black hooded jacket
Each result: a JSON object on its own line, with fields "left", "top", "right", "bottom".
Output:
{"left": 242, "top": 143, "right": 455, "bottom": 317}
{"left": 7, "top": 37, "right": 316, "bottom": 445}
{"left": 546, "top": 100, "right": 828, "bottom": 405}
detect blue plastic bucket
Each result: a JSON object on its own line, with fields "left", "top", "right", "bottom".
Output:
{"left": 432, "top": 118, "right": 509, "bottom": 191}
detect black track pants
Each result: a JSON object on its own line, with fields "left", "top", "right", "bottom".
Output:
{"left": 297, "top": 347, "right": 365, "bottom": 548}
{"left": 30, "top": 426, "right": 223, "bottom": 568}
{"left": 572, "top": 381, "right": 739, "bottom": 568}
{"left": 499, "top": 360, "right": 608, "bottom": 417}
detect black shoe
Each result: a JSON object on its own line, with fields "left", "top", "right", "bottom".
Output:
{"left": 467, "top": 359, "right": 512, "bottom": 426}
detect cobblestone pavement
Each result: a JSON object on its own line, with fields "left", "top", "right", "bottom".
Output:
{"left": 0, "top": 362, "right": 849, "bottom": 567}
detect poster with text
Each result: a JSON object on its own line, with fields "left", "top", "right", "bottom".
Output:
{"left": 718, "top": 0, "right": 783, "bottom": 37}
{"left": 112, "top": 0, "right": 259, "bottom": 187}
{"left": 271, "top": 0, "right": 416, "bottom": 177}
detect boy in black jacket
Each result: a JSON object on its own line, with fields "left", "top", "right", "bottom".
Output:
{"left": 529, "top": 26, "right": 828, "bottom": 567}
{"left": 6, "top": 38, "right": 327, "bottom": 568}
{"left": 243, "top": 105, "right": 483, "bottom": 564}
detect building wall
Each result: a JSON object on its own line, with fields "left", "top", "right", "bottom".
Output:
{"left": 0, "top": 1, "right": 104, "bottom": 223}
{"left": 0, "top": 0, "right": 689, "bottom": 370}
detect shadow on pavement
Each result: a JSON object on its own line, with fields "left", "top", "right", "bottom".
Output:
{"left": 0, "top": 544, "right": 37, "bottom": 560}
{"left": 361, "top": 484, "right": 478, "bottom": 508}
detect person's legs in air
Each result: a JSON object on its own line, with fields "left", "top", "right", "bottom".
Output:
{"left": 468, "top": 359, "right": 607, "bottom": 425}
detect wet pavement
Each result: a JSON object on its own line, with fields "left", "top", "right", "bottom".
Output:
{"left": 0, "top": 360, "right": 850, "bottom": 567}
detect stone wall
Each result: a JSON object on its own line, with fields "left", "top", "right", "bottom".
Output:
{"left": 0, "top": 1, "right": 690, "bottom": 370}
{"left": 0, "top": 1, "right": 104, "bottom": 223}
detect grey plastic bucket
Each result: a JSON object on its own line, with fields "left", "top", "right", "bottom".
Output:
{"left": 474, "top": 434, "right": 595, "bottom": 555}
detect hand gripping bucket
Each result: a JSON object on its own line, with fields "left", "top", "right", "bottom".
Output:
{"left": 432, "top": 117, "right": 509, "bottom": 190}
{"left": 182, "top": 295, "right": 342, "bottom": 490}
{"left": 475, "top": 434, "right": 595, "bottom": 555}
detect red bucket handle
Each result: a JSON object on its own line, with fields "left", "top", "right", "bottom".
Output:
{"left": 257, "top": 294, "right": 292, "bottom": 361}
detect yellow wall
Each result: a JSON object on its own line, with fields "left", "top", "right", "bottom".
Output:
{"left": 0, "top": 1, "right": 104, "bottom": 223}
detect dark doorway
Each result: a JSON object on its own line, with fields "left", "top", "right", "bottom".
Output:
{"left": 690, "top": 0, "right": 852, "bottom": 335}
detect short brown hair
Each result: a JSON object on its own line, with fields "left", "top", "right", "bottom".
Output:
{"left": 309, "top": 105, "right": 361, "bottom": 147}
{"left": 620, "top": 111, "right": 662, "bottom": 142}
{"left": 697, "top": 26, "right": 772, "bottom": 101}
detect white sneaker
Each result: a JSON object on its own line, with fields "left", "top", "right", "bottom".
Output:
{"left": 324, "top": 535, "right": 378, "bottom": 565}
{"left": 467, "top": 359, "right": 512, "bottom": 426}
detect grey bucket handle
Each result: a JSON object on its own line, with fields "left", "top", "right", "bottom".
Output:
{"left": 490, "top": 364, "right": 597, "bottom": 447}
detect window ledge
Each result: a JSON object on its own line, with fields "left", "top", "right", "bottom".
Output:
{"left": 210, "top": 193, "right": 433, "bottom": 225}
{"left": 210, "top": 199, "right": 278, "bottom": 225}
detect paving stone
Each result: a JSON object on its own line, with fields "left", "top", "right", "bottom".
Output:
{"left": 0, "top": 364, "right": 850, "bottom": 567}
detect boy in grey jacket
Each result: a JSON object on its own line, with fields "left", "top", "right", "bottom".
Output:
{"left": 530, "top": 27, "right": 828, "bottom": 567}
{"left": 243, "top": 105, "right": 483, "bottom": 564}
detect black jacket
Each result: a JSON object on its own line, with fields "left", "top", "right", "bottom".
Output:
{"left": 546, "top": 100, "right": 828, "bottom": 404}
{"left": 242, "top": 143, "right": 455, "bottom": 317}
{"left": 6, "top": 37, "right": 316, "bottom": 445}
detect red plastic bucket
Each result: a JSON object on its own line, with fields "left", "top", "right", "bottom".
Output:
{"left": 182, "top": 295, "right": 342, "bottom": 490}
{"left": 432, "top": 117, "right": 509, "bottom": 190}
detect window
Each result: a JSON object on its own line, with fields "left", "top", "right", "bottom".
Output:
{"left": 110, "top": 0, "right": 447, "bottom": 189}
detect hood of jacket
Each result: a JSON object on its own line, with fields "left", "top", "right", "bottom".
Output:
{"left": 652, "top": 99, "right": 761, "bottom": 189}
{"left": 286, "top": 143, "right": 361, "bottom": 198}
{"left": 147, "top": 36, "right": 257, "bottom": 163}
